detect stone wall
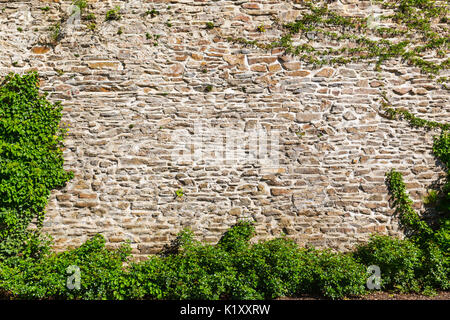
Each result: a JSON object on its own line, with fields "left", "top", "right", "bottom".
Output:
{"left": 0, "top": 0, "right": 448, "bottom": 258}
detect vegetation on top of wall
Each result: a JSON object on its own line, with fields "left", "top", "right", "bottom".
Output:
{"left": 227, "top": 0, "right": 449, "bottom": 82}
{"left": 382, "top": 107, "right": 450, "bottom": 131}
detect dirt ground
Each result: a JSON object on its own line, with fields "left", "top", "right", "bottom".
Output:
{"left": 1, "top": 289, "right": 449, "bottom": 300}
{"left": 279, "top": 291, "right": 450, "bottom": 300}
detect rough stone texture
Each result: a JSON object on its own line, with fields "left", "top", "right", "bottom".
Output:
{"left": 0, "top": 0, "right": 448, "bottom": 258}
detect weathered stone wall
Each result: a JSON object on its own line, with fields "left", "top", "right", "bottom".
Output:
{"left": 0, "top": 0, "right": 448, "bottom": 258}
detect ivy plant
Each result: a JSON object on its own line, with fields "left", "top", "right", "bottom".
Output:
{"left": 0, "top": 72, "right": 73, "bottom": 259}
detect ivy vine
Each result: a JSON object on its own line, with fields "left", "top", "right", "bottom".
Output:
{"left": 0, "top": 72, "right": 73, "bottom": 259}
{"left": 227, "top": 0, "right": 449, "bottom": 82}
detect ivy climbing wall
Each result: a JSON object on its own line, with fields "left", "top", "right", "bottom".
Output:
{"left": 0, "top": 0, "right": 448, "bottom": 257}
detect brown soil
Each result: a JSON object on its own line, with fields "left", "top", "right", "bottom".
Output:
{"left": 279, "top": 291, "right": 450, "bottom": 300}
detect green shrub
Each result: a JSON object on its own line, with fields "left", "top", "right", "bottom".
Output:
{"left": 435, "top": 219, "right": 450, "bottom": 255}
{"left": 0, "top": 234, "right": 134, "bottom": 299}
{"left": 0, "top": 72, "right": 73, "bottom": 259}
{"left": 217, "top": 220, "right": 254, "bottom": 252}
{"left": 355, "top": 235, "right": 423, "bottom": 292}
{"left": 0, "top": 225, "right": 368, "bottom": 300}
{"left": 418, "top": 241, "right": 449, "bottom": 291}
{"left": 160, "top": 244, "right": 234, "bottom": 300}
{"left": 315, "top": 250, "right": 367, "bottom": 299}
{"left": 356, "top": 235, "right": 449, "bottom": 293}
{"left": 228, "top": 238, "right": 302, "bottom": 299}
{"left": 228, "top": 238, "right": 366, "bottom": 299}
{"left": 386, "top": 169, "right": 433, "bottom": 240}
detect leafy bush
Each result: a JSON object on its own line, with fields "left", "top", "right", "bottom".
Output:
{"left": 217, "top": 220, "right": 254, "bottom": 252}
{"left": 435, "top": 219, "right": 450, "bottom": 255}
{"left": 430, "top": 130, "right": 450, "bottom": 288}
{"left": 0, "top": 224, "right": 369, "bottom": 300}
{"left": 231, "top": 239, "right": 366, "bottom": 299}
{"left": 228, "top": 237, "right": 306, "bottom": 299}
{"left": 0, "top": 72, "right": 73, "bottom": 259}
{"left": 1, "top": 222, "right": 448, "bottom": 300}
{"left": 0, "top": 235, "right": 132, "bottom": 299}
{"left": 419, "top": 242, "right": 449, "bottom": 291}
{"left": 315, "top": 250, "right": 367, "bottom": 299}
{"left": 355, "top": 235, "right": 423, "bottom": 292}
{"left": 355, "top": 235, "right": 449, "bottom": 293}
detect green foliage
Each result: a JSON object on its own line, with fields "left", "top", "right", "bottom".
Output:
{"left": 205, "top": 22, "right": 215, "bottom": 30}
{"left": 217, "top": 221, "right": 254, "bottom": 252}
{"left": 385, "top": 169, "right": 449, "bottom": 292}
{"left": 0, "top": 224, "right": 369, "bottom": 300}
{"left": 84, "top": 13, "right": 96, "bottom": 21}
{"left": 355, "top": 235, "right": 423, "bottom": 292}
{"left": 0, "top": 72, "right": 73, "bottom": 259}
{"left": 145, "top": 9, "right": 159, "bottom": 18}
{"left": 227, "top": 0, "right": 449, "bottom": 76}
{"left": 175, "top": 188, "right": 184, "bottom": 198}
{"left": 431, "top": 131, "right": 450, "bottom": 272}
{"left": 231, "top": 239, "right": 366, "bottom": 299}
{"left": 0, "top": 221, "right": 447, "bottom": 300}
{"left": 0, "top": 235, "right": 134, "bottom": 299}
{"left": 434, "top": 130, "right": 450, "bottom": 168}
{"left": 419, "top": 241, "right": 449, "bottom": 291}
{"left": 156, "top": 238, "right": 234, "bottom": 299}
{"left": 355, "top": 235, "right": 449, "bottom": 292}
{"left": 382, "top": 99, "right": 450, "bottom": 214}
{"left": 386, "top": 169, "right": 433, "bottom": 240}
{"left": 105, "top": 6, "right": 121, "bottom": 21}
{"left": 49, "top": 22, "right": 61, "bottom": 44}
{"left": 73, "top": 0, "right": 87, "bottom": 13}
{"left": 382, "top": 100, "right": 450, "bottom": 294}
{"left": 315, "top": 250, "right": 367, "bottom": 299}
